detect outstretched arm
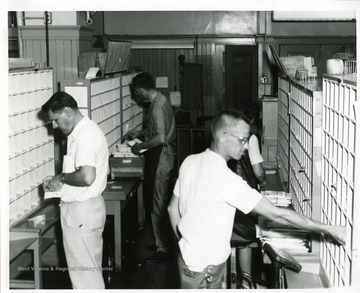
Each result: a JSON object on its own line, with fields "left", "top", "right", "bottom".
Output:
{"left": 252, "top": 197, "right": 346, "bottom": 245}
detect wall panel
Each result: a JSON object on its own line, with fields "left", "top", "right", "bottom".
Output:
{"left": 128, "top": 40, "right": 230, "bottom": 119}
{"left": 19, "top": 25, "right": 93, "bottom": 90}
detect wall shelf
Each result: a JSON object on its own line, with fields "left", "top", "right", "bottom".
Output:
{"left": 8, "top": 68, "right": 55, "bottom": 226}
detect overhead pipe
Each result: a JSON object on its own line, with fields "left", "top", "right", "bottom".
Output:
{"left": 44, "top": 11, "right": 50, "bottom": 67}
{"left": 16, "top": 11, "right": 24, "bottom": 57}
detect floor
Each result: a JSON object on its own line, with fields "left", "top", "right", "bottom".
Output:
{"left": 18, "top": 170, "right": 284, "bottom": 289}
{"left": 35, "top": 221, "right": 180, "bottom": 290}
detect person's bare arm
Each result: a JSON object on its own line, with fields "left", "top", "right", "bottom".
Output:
{"left": 131, "top": 132, "right": 166, "bottom": 155}
{"left": 252, "top": 163, "right": 266, "bottom": 186}
{"left": 252, "top": 197, "right": 346, "bottom": 245}
{"left": 45, "top": 166, "right": 96, "bottom": 191}
{"left": 168, "top": 194, "right": 181, "bottom": 241}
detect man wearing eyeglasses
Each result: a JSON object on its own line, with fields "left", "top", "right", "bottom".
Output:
{"left": 168, "top": 108, "right": 346, "bottom": 289}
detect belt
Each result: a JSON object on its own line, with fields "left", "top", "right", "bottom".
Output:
{"left": 60, "top": 195, "right": 102, "bottom": 205}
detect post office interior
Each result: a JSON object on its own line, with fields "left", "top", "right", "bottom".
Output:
{"left": 7, "top": 10, "right": 359, "bottom": 290}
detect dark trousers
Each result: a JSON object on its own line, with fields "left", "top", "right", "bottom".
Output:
{"left": 178, "top": 253, "right": 226, "bottom": 289}
{"left": 143, "top": 145, "right": 163, "bottom": 222}
{"left": 144, "top": 145, "right": 175, "bottom": 252}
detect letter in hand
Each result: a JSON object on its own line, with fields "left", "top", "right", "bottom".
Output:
{"left": 43, "top": 175, "right": 63, "bottom": 192}
{"left": 43, "top": 176, "right": 54, "bottom": 192}
{"left": 131, "top": 143, "right": 141, "bottom": 156}
{"left": 324, "top": 225, "right": 346, "bottom": 246}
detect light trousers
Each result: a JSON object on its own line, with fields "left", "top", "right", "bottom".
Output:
{"left": 60, "top": 196, "right": 106, "bottom": 289}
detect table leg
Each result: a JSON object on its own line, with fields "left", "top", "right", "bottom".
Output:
{"left": 29, "top": 238, "right": 42, "bottom": 289}
{"left": 113, "top": 201, "right": 122, "bottom": 271}
{"left": 137, "top": 182, "right": 144, "bottom": 228}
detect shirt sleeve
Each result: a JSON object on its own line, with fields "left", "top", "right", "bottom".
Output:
{"left": 220, "top": 169, "right": 263, "bottom": 214}
{"left": 74, "top": 127, "right": 100, "bottom": 169}
{"left": 173, "top": 178, "right": 180, "bottom": 197}
{"left": 248, "top": 135, "right": 264, "bottom": 165}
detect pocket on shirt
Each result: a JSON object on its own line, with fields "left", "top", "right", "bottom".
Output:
{"left": 63, "top": 155, "right": 75, "bottom": 173}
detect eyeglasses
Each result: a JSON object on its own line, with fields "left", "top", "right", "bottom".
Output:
{"left": 225, "top": 133, "right": 249, "bottom": 145}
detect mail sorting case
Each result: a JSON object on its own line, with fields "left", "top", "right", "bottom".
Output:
{"left": 277, "top": 76, "right": 324, "bottom": 261}
{"left": 8, "top": 68, "right": 55, "bottom": 226}
{"left": 288, "top": 79, "right": 323, "bottom": 221}
{"left": 61, "top": 72, "right": 143, "bottom": 154}
{"left": 277, "top": 77, "right": 291, "bottom": 190}
{"left": 322, "top": 74, "right": 358, "bottom": 287}
{"left": 277, "top": 77, "right": 322, "bottom": 219}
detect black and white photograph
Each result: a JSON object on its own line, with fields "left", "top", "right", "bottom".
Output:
{"left": 1, "top": 0, "right": 360, "bottom": 292}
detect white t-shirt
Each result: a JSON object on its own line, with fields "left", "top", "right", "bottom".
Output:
{"left": 173, "top": 149, "right": 262, "bottom": 271}
{"left": 248, "top": 134, "right": 263, "bottom": 165}
{"left": 60, "top": 117, "right": 109, "bottom": 202}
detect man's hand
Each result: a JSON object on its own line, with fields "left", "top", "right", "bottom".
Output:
{"left": 131, "top": 142, "right": 142, "bottom": 155}
{"left": 324, "top": 225, "right": 346, "bottom": 246}
{"left": 43, "top": 174, "right": 63, "bottom": 192}
{"left": 125, "top": 130, "right": 141, "bottom": 140}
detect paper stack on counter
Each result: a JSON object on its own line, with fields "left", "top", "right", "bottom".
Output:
{"left": 262, "top": 239, "right": 309, "bottom": 254}
{"left": 112, "top": 139, "right": 148, "bottom": 158}
{"left": 258, "top": 227, "right": 310, "bottom": 254}
{"left": 262, "top": 190, "right": 292, "bottom": 207}
{"left": 112, "top": 143, "right": 136, "bottom": 158}
{"left": 28, "top": 214, "right": 46, "bottom": 227}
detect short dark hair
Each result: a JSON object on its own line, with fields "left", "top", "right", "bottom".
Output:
{"left": 41, "top": 91, "right": 78, "bottom": 113}
{"left": 237, "top": 101, "right": 259, "bottom": 125}
{"left": 210, "top": 108, "right": 250, "bottom": 139}
{"left": 131, "top": 72, "right": 156, "bottom": 91}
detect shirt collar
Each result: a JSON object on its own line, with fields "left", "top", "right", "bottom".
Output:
{"left": 68, "top": 116, "right": 88, "bottom": 139}
{"left": 205, "top": 148, "right": 228, "bottom": 167}
{"left": 151, "top": 91, "right": 162, "bottom": 104}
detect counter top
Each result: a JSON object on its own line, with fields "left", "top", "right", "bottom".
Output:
{"left": 102, "top": 179, "right": 140, "bottom": 201}
{"left": 323, "top": 73, "right": 357, "bottom": 86}
{"left": 289, "top": 73, "right": 357, "bottom": 93}
{"left": 289, "top": 78, "right": 323, "bottom": 93}
{"left": 10, "top": 198, "right": 60, "bottom": 234}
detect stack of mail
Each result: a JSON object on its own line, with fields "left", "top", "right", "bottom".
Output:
{"left": 262, "top": 190, "right": 292, "bottom": 207}
{"left": 257, "top": 227, "right": 310, "bottom": 254}
{"left": 112, "top": 139, "right": 148, "bottom": 158}
{"left": 112, "top": 143, "right": 136, "bottom": 158}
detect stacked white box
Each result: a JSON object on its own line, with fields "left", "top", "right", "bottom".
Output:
{"left": 61, "top": 72, "right": 143, "bottom": 154}
{"left": 8, "top": 69, "right": 55, "bottom": 225}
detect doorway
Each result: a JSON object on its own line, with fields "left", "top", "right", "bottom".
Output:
{"left": 225, "top": 45, "right": 258, "bottom": 109}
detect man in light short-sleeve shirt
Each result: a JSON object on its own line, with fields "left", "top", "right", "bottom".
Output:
{"left": 42, "top": 91, "right": 108, "bottom": 289}
{"left": 168, "top": 108, "right": 346, "bottom": 289}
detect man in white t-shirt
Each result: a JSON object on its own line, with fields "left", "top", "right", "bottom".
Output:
{"left": 168, "top": 108, "right": 346, "bottom": 289}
